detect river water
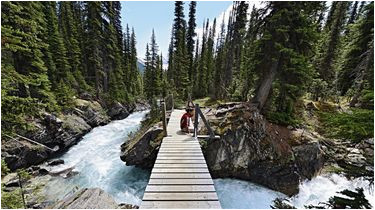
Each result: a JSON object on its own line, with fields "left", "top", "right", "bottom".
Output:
{"left": 43, "top": 111, "right": 374, "bottom": 208}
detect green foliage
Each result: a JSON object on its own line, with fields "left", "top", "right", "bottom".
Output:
{"left": 266, "top": 111, "right": 300, "bottom": 126}
{"left": 17, "top": 169, "right": 32, "bottom": 181}
{"left": 1, "top": 159, "right": 10, "bottom": 177}
{"left": 1, "top": 185, "right": 24, "bottom": 209}
{"left": 319, "top": 108, "right": 374, "bottom": 142}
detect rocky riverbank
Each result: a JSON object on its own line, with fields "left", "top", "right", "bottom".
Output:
{"left": 1, "top": 98, "right": 149, "bottom": 171}
{"left": 120, "top": 102, "right": 373, "bottom": 196}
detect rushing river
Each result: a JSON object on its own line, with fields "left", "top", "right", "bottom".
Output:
{"left": 43, "top": 111, "right": 374, "bottom": 208}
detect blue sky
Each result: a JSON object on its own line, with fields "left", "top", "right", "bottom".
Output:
{"left": 120, "top": 1, "right": 233, "bottom": 59}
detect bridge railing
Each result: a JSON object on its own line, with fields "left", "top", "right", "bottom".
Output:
{"left": 193, "top": 103, "right": 217, "bottom": 139}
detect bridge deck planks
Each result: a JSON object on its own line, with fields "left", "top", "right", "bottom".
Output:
{"left": 140, "top": 109, "right": 221, "bottom": 209}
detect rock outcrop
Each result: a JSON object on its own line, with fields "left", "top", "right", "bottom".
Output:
{"left": 201, "top": 103, "right": 324, "bottom": 196}
{"left": 120, "top": 124, "right": 164, "bottom": 169}
{"left": 108, "top": 100, "right": 150, "bottom": 120}
{"left": 50, "top": 188, "right": 121, "bottom": 209}
{"left": 1, "top": 99, "right": 148, "bottom": 171}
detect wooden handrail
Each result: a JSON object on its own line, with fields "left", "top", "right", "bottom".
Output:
{"left": 193, "top": 104, "right": 215, "bottom": 139}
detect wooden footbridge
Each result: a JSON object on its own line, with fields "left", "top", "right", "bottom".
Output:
{"left": 140, "top": 107, "right": 222, "bottom": 209}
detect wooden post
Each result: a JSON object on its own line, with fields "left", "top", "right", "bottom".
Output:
{"left": 193, "top": 104, "right": 199, "bottom": 137}
{"left": 161, "top": 101, "right": 167, "bottom": 137}
{"left": 197, "top": 107, "right": 215, "bottom": 139}
{"left": 171, "top": 93, "right": 174, "bottom": 111}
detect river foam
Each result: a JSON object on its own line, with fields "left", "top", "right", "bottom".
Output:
{"left": 44, "top": 111, "right": 150, "bottom": 206}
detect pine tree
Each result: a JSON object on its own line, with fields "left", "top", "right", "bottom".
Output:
{"left": 104, "top": 1, "right": 127, "bottom": 103}
{"left": 85, "top": 1, "right": 104, "bottom": 99}
{"left": 213, "top": 16, "right": 227, "bottom": 99}
{"left": 338, "top": 2, "right": 374, "bottom": 96}
{"left": 206, "top": 19, "right": 216, "bottom": 96}
{"left": 58, "top": 2, "right": 87, "bottom": 92}
{"left": 316, "top": 1, "right": 349, "bottom": 83}
{"left": 43, "top": 1, "right": 75, "bottom": 106}
{"left": 251, "top": 2, "right": 318, "bottom": 113}
{"left": 130, "top": 28, "right": 141, "bottom": 96}
{"left": 144, "top": 44, "right": 153, "bottom": 100}
{"left": 2, "top": 2, "right": 57, "bottom": 132}
{"left": 186, "top": 1, "right": 197, "bottom": 82}
{"left": 170, "top": 1, "right": 189, "bottom": 98}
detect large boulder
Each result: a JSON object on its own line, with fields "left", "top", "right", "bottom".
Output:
{"left": 1, "top": 99, "right": 111, "bottom": 171}
{"left": 108, "top": 102, "right": 131, "bottom": 120}
{"left": 120, "top": 124, "right": 163, "bottom": 169}
{"left": 75, "top": 99, "right": 110, "bottom": 127}
{"left": 50, "top": 188, "right": 119, "bottom": 209}
{"left": 201, "top": 103, "right": 325, "bottom": 196}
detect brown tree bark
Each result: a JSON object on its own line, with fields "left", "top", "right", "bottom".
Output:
{"left": 251, "top": 55, "right": 280, "bottom": 110}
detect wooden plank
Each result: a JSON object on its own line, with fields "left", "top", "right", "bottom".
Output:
{"left": 157, "top": 152, "right": 202, "bottom": 155}
{"left": 152, "top": 168, "right": 209, "bottom": 173}
{"left": 161, "top": 143, "right": 200, "bottom": 145}
{"left": 153, "top": 164, "right": 207, "bottom": 168}
{"left": 196, "top": 135, "right": 220, "bottom": 139}
{"left": 148, "top": 178, "right": 213, "bottom": 185}
{"left": 159, "top": 149, "right": 202, "bottom": 152}
{"left": 155, "top": 159, "right": 206, "bottom": 164}
{"left": 157, "top": 156, "right": 205, "bottom": 160}
{"left": 157, "top": 153, "right": 204, "bottom": 157}
{"left": 143, "top": 192, "right": 218, "bottom": 201}
{"left": 140, "top": 201, "right": 221, "bottom": 209}
{"left": 150, "top": 173, "right": 211, "bottom": 179}
{"left": 160, "top": 146, "right": 201, "bottom": 149}
{"left": 145, "top": 185, "right": 216, "bottom": 192}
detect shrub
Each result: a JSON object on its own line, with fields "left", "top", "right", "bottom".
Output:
{"left": 266, "top": 111, "right": 300, "bottom": 126}
{"left": 319, "top": 108, "right": 374, "bottom": 142}
{"left": 1, "top": 159, "right": 10, "bottom": 177}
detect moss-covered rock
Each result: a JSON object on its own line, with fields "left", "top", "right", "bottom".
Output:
{"left": 201, "top": 103, "right": 325, "bottom": 196}
{"left": 120, "top": 123, "right": 163, "bottom": 169}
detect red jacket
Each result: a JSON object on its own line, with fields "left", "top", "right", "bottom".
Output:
{"left": 180, "top": 113, "right": 193, "bottom": 129}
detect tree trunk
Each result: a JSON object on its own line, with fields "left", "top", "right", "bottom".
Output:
{"left": 251, "top": 56, "right": 280, "bottom": 110}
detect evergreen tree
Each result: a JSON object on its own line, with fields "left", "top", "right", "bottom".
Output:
{"left": 2, "top": 2, "right": 57, "bottom": 132}
{"left": 316, "top": 1, "right": 349, "bottom": 83}
{"left": 104, "top": 1, "right": 127, "bottom": 103}
{"left": 186, "top": 1, "right": 197, "bottom": 82}
{"left": 130, "top": 28, "right": 141, "bottom": 96}
{"left": 251, "top": 2, "right": 318, "bottom": 113}
{"left": 85, "top": 1, "right": 104, "bottom": 99}
{"left": 44, "top": 1, "right": 75, "bottom": 106}
{"left": 338, "top": 2, "right": 374, "bottom": 96}
{"left": 144, "top": 44, "right": 153, "bottom": 100}
{"left": 170, "top": 1, "right": 189, "bottom": 98}
{"left": 58, "top": 2, "right": 87, "bottom": 92}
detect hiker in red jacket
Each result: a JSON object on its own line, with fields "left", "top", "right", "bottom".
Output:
{"left": 180, "top": 108, "right": 194, "bottom": 133}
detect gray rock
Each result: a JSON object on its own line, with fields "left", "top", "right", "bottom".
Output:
{"left": 293, "top": 142, "right": 325, "bottom": 179}
{"left": 108, "top": 102, "right": 130, "bottom": 120}
{"left": 50, "top": 188, "right": 118, "bottom": 209}
{"left": 48, "top": 159, "right": 64, "bottom": 166}
{"left": 365, "top": 138, "right": 374, "bottom": 145}
{"left": 202, "top": 104, "right": 324, "bottom": 196}
{"left": 5, "top": 179, "right": 20, "bottom": 188}
{"left": 120, "top": 125, "right": 163, "bottom": 169}
{"left": 118, "top": 203, "right": 139, "bottom": 209}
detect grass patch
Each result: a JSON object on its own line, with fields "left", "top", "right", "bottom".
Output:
{"left": 266, "top": 112, "right": 301, "bottom": 126}
{"left": 319, "top": 108, "right": 373, "bottom": 143}
{"left": 193, "top": 97, "right": 225, "bottom": 108}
